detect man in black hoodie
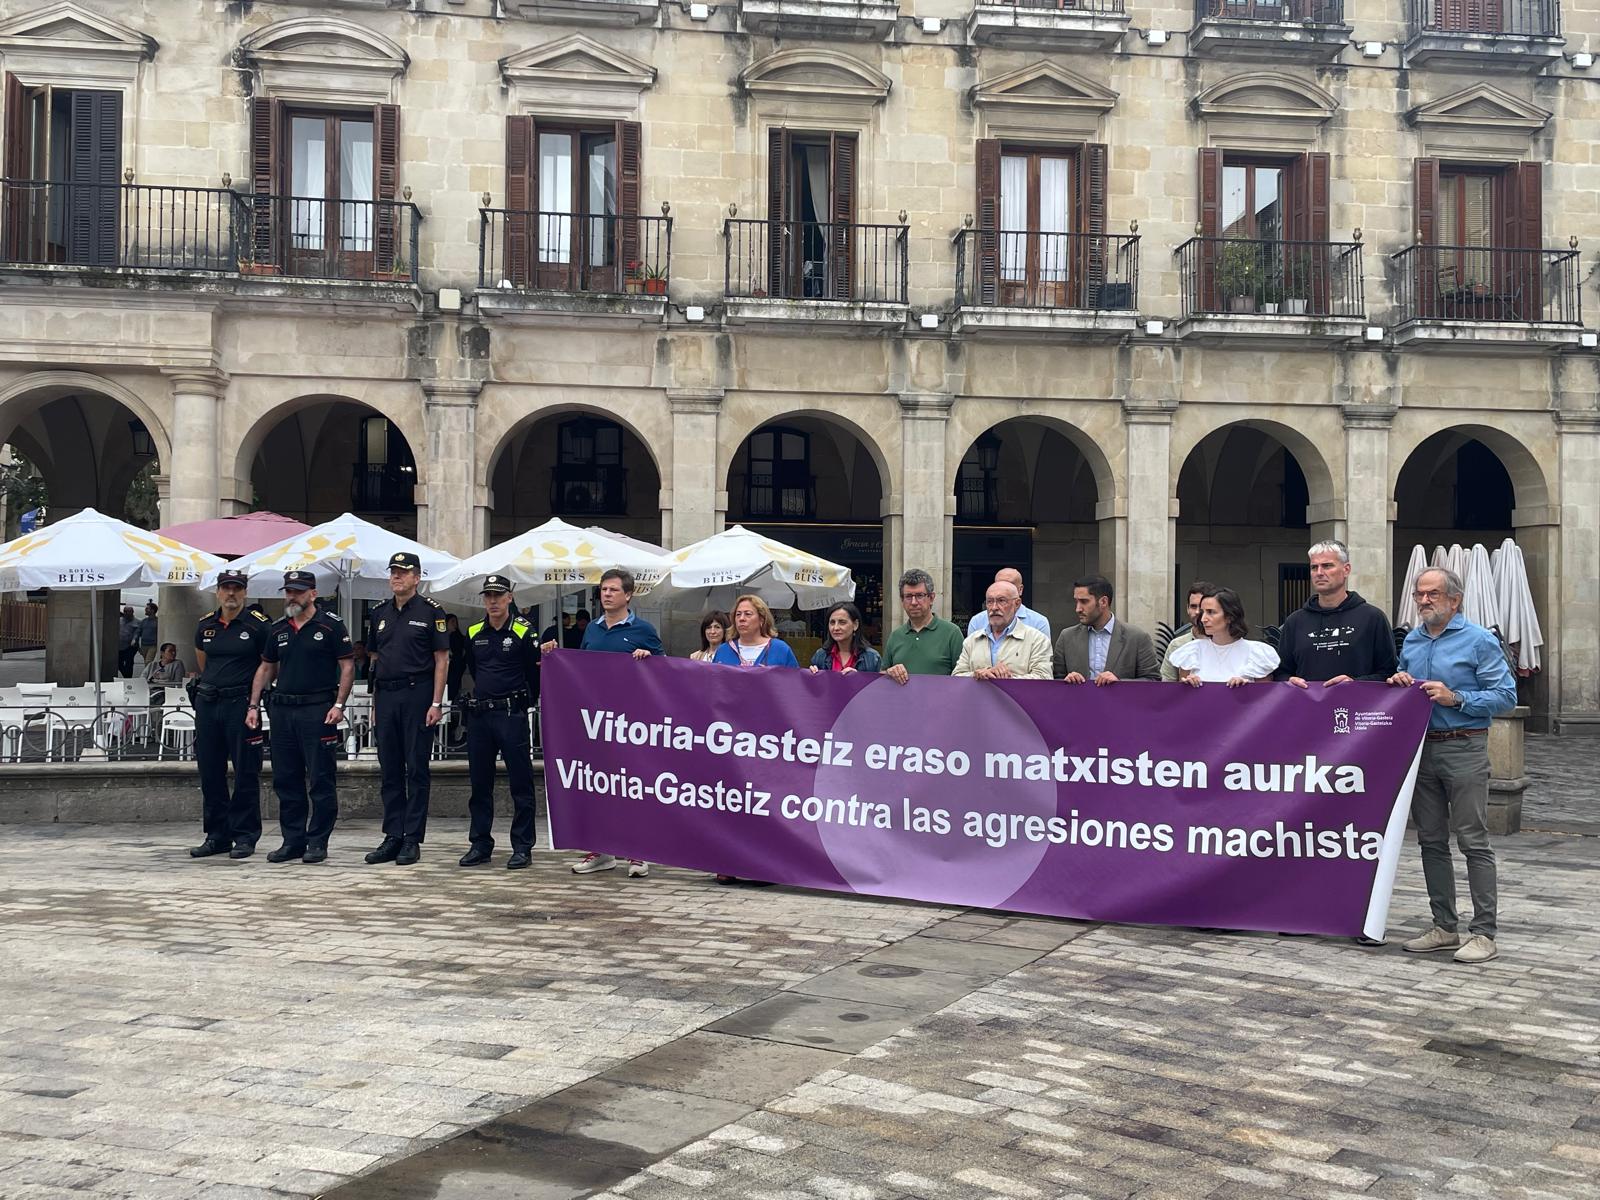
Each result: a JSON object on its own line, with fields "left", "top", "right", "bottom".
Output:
{"left": 1276, "top": 540, "right": 1397, "bottom": 687}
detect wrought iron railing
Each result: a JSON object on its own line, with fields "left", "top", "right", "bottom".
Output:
{"left": 0, "top": 179, "right": 237, "bottom": 271}
{"left": 1410, "top": 0, "right": 1559, "bottom": 35}
{"left": 238, "top": 194, "right": 422, "bottom": 283}
{"left": 981, "top": 0, "right": 1126, "bottom": 10}
{"left": 954, "top": 228, "right": 1140, "bottom": 311}
{"left": 478, "top": 208, "right": 672, "bottom": 294}
{"left": 551, "top": 464, "right": 629, "bottom": 515}
{"left": 1390, "top": 244, "right": 1581, "bottom": 324}
{"left": 1197, "top": 0, "right": 1344, "bottom": 20}
{"left": 724, "top": 218, "right": 909, "bottom": 304}
{"left": 1176, "top": 237, "right": 1365, "bottom": 319}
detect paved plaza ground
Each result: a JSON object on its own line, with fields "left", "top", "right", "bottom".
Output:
{"left": 0, "top": 736, "right": 1597, "bottom": 1200}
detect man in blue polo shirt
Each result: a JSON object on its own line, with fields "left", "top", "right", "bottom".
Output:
{"left": 1388, "top": 566, "right": 1517, "bottom": 965}
{"left": 541, "top": 567, "right": 662, "bottom": 878}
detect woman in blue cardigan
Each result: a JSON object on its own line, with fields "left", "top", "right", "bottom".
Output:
{"left": 712, "top": 593, "right": 801, "bottom": 669}
{"left": 808, "top": 602, "right": 880, "bottom": 675}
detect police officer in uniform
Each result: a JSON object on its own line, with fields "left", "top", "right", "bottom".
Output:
{"left": 459, "top": 575, "right": 541, "bottom": 868}
{"left": 364, "top": 551, "right": 449, "bottom": 866}
{"left": 188, "top": 569, "right": 271, "bottom": 859}
{"left": 246, "top": 571, "right": 354, "bottom": 864}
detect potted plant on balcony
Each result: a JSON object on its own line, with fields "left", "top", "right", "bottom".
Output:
{"left": 1283, "top": 246, "right": 1314, "bottom": 315}
{"left": 625, "top": 259, "right": 644, "bottom": 293}
{"left": 1257, "top": 270, "right": 1284, "bottom": 315}
{"left": 371, "top": 249, "right": 410, "bottom": 283}
{"left": 641, "top": 262, "right": 668, "bottom": 296}
{"left": 1216, "top": 241, "right": 1261, "bottom": 314}
{"left": 236, "top": 252, "right": 279, "bottom": 277}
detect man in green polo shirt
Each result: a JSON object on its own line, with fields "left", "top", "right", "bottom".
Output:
{"left": 883, "top": 568, "right": 965, "bottom": 684}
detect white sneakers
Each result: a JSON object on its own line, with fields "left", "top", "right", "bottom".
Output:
{"left": 1402, "top": 926, "right": 1499, "bottom": 963}
{"left": 570, "top": 852, "right": 650, "bottom": 878}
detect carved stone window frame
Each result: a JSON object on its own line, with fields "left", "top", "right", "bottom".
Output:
{"left": 238, "top": 16, "right": 409, "bottom": 108}
{"left": 500, "top": 33, "right": 656, "bottom": 121}
{"left": 971, "top": 60, "right": 1117, "bottom": 143}
{"left": 1193, "top": 71, "right": 1337, "bottom": 154}
{"left": 1407, "top": 83, "right": 1551, "bottom": 163}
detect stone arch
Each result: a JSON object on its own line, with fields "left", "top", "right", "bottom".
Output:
{"left": 740, "top": 49, "right": 892, "bottom": 103}
{"left": 0, "top": 370, "right": 172, "bottom": 469}
{"left": 719, "top": 406, "right": 896, "bottom": 510}
{"left": 944, "top": 409, "right": 1117, "bottom": 504}
{"left": 1388, "top": 420, "right": 1550, "bottom": 513}
{"left": 232, "top": 391, "right": 428, "bottom": 501}
{"left": 1170, "top": 415, "right": 1337, "bottom": 511}
{"left": 1194, "top": 72, "right": 1339, "bottom": 122}
{"left": 482, "top": 400, "right": 665, "bottom": 497}
{"left": 239, "top": 16, "right": 410, "bottom": 69}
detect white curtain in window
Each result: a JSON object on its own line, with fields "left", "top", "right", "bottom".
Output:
{"left": 1000, "top": 155, "right": 1026, "bottom": 279}
{"left": 539, "top": 133, "right": 573, "bottom": 263}
{"left": 1039, "top": 156, "right": 1071, "bottom": 283}
{"left": 340, "top": 122, "right": 374, "bottom": 252}
{"left": 290, "top": 117, "right": 325, "bottom": 250}
{"left": 587, "top": 140, "right": 616, "bottom": 268}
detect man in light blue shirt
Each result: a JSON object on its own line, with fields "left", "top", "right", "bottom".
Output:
{"left": 1388, "top": 566, "right": 1517, "bottom": 966}
{"left": 965, "top": 567, "right": 1050, "bottom": 642}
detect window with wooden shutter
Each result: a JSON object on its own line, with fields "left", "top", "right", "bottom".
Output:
{"left": 3, "top": 73, "right": 39, "bottom": 262}
{"left": 829, "top": 131, "right": 856, "bottom": 300}
{"left": 1078, "top": 142, "right": 1107, "bottom": 308}
{"left": 373, "top": 103, "right": 400, "bottom": 275}
{"left": 766, "top": 126, "right": 789, "bottom": 296}
{"left": 1413, "top": 158, "right": 1440, "bottom": 316}
{"left": 1198, "top": 147, "right": 1222, "bottom": 308}
{"left": 974, "top": 139, "right": 1000, "bottom": 307}
{"left": 504, "top": 115, "right": 533, "bottom": 287}
{"left": 249, "top": 96, "right": 283, "bottom": 269}
{"left": 616, "top": 119, "right": 641, "bottom": 294}
{"left": 66, "top": 89, "right": 120, "bottom": 267}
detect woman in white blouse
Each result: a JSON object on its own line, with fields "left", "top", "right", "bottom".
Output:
{"left": 1169, "top": 587, "right": 1279, "bottom": 688}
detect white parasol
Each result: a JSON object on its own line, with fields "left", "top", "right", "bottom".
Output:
{"left": 1461, "top": 542, "right": 1500, "bottom": 632}
{"left": 1491, "top": 537, "right": 1543, "bottom": 673}
{"left": 424, "top": 518, "right": 668, "bottom": 606}
{"left": 648, "top": 525, "right": 855, "bottom": 612}
{"left": 209, "top": 513, "right": 458, "bottom": 627}
{"left": 1397, "top": 544, "right": 1429, "bottom": 629}
{"left": 0, "top": 508, "right": 226, "bottom": 723}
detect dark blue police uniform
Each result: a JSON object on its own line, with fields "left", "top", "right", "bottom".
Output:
{"left": 262, "top": 601, "right": 352, "bottom": 855}
{"left": 367, "top": 590, "right": 449, "bottom": 849}
{"left": 463, "top": 606, "right": 541, "bottom": 861}
{"left": 193, "top": 602, "right": 271, "bottom": 850}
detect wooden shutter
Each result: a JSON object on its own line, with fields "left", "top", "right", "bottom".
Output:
{"left": 1414, "top": 158, "right": 1439, "bottom": 316}
{"left": 249, "top": 96, "right": 282, "bottom": 266}
{"left": 1306, "top": 152, "right": 1329, "bottom": 243}
{"left": 64, "top": 89, "right": 121, "bottom": 267}
{"left": 829, "top": 131, "right": 856, "bottom": 300}
{"left": 974, "top": 138, "right": 1001, "bottom": 306}
{"left": 3, "top": 73, "right": 30, "bottom": 262}
{"left": 616, "top": 119, "right": 641, "bottom": 292}
{"left": 1198, "top": 147, "right": 1222, "bottom": 308}
{"left": 373, "top": 103, "right": 400, "bottom": 274}
{"left": 766, "top": 126, "right": 789, "bottom": 296}
{"left": 1504, "top": 161, "right": 1542, "bottom": 318}
{"left": 1077, "top": 142, "right": 1107, "bottom": 307}
{"left": 504, "top": 115, "right": 532, "bottom": 287}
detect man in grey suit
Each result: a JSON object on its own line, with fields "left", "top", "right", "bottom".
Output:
{"left": 1053, "top": 575, "right": 1161, "bottom": 685}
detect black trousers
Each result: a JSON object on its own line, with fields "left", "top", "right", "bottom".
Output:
{"left": 195, "top": 693, "right": 262, "bottom": 846}
{"left": 466, "top": 707, "right": 537, "bottom": 852}
{"left": 117, "top": 646, "right": 136, "bottom": 678}
{"left": 375, "top": 681, "right": 434, "bottom": 842}
{"left": 270, "top": 699, "right": 339, "bottom": 847}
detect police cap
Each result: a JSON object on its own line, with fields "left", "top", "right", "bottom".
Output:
{"left": 388, "top": 551, "right": 421, "bottom": 572}
{"left": 281, "top": 570, "right": 316, "bottom": 592}
{"left": 480, "top": 574, "right": 514, "bottom": 595}
{"left": 216, "top": 569, "right": 249, "bottom": 587}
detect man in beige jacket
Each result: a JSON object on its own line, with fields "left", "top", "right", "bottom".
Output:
{"left": 953, "top": 581, "right": 1053, "bottom": 681}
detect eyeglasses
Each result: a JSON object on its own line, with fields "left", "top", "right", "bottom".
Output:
{"left": 1413, "top": 589, "right": 1446, "bottom": 601}
{"left": 900, "top": 591, "right": 931, "bottom": 602}
{"left": 984, "top": 599, "right": 1018, "bottom": 609}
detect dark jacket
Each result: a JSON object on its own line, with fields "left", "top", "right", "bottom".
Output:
{"left": 1273, "top": 590, "right": 1397, "bottom": 682}
{"left": 808, "top": 644, "right": 882, "bottom": 673}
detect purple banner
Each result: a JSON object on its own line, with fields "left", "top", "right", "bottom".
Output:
{"left": 542, "top": 655, "right": 1432, "bottom": 938}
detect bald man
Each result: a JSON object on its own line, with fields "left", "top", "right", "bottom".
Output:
{"left": 965, "top": 567, "right": 1051, "bottom": 642}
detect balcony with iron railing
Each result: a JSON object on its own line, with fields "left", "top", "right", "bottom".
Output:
{"left": 723, "top": 216, "right": 910, "bottom": 327}
{"left": 1389, "top": 242, "right": 1584, "bottom": 352}
{"left": 966, "top": 0, "right": 1130, "bottom": 51}
{"left": 1189, "top": 0, "right": 1351, "bottom": 61}
{"left": 951, "top": 227, "right": 1141, "bottom": 340}
{"left": 476, "top": 204, "right": 673, "bottom": 323}
{"left": 737, "top": 0, "right": 900, "bottom": 41}
{"left": 1174, "top": 236, "right": 1366, "bottom": 345}
{"left": 1405, "top": 0, "right": 1564, "bottom": 71}
{"left": 0, "top": 177, "right": 423, "bottom": 290}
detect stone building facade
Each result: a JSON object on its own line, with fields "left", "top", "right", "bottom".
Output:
{"left": 0, "top": 0, "right": 1597, "bottom": 730}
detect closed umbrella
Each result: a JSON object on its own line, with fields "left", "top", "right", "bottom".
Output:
{"left": 1397, "top": 544, "right": 1428, "bottom": 629}
{"left": 424, "top": 518, "right": 668, "bottom": 606}
{"left": 649, "top": 525, "right": 855, "bottom": 612}
{"left": 1492, "top": 537, "right": 1542, "bottom": 673}
{"left": 1461, "top": 543, "right": 1499, "bottom": 631}
{"left": 0, "top": 508, "right": 226, "bottom": 723}
{"left": 209, "top": 513, "right": 458, "bottom": 628}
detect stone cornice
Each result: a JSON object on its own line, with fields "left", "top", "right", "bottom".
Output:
{"left": 1121, "top": 398, "right": 1177, "bottom": 425}
{"left": 667, "top": 387, "right": 724, "bottom": 415}
{"left": 898, "top": 391, "right": 954, "bottom": 419}
{"left": 1341, "top": 403, "right": 1398, "bottom": 430}
{"left": 421, "top": 379, "right": 483, "bottom": 403}
{"left": 1553, "top": 408, "right": 1600, "bottom": 432}
{"left": 160, "top": 368, "right": 229, "bottom": 399}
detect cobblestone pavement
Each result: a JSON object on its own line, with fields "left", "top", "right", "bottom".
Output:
{"left": 1, "top": 736, "right": 1596, "bottom": 1199}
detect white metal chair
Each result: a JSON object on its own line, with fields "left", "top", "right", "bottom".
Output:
{"left": 158, "top": 698, "right": 197, "bottom": 760}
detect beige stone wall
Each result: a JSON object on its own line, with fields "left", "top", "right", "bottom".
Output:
{"left": 0, "top": 0, "right": 1597, "bottom": 725}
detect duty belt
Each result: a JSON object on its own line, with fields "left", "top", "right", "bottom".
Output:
{"left": 269, "top": 690, "right": 336, "bottom": 707}
{"left": 462, "top": 691, "right": 530, "bottom": 713}
{"left": 376, "top": 670, "right": 432, "bottom": 691}
{"left": 193, "top": 682, "right": 251, "bottom": 702}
